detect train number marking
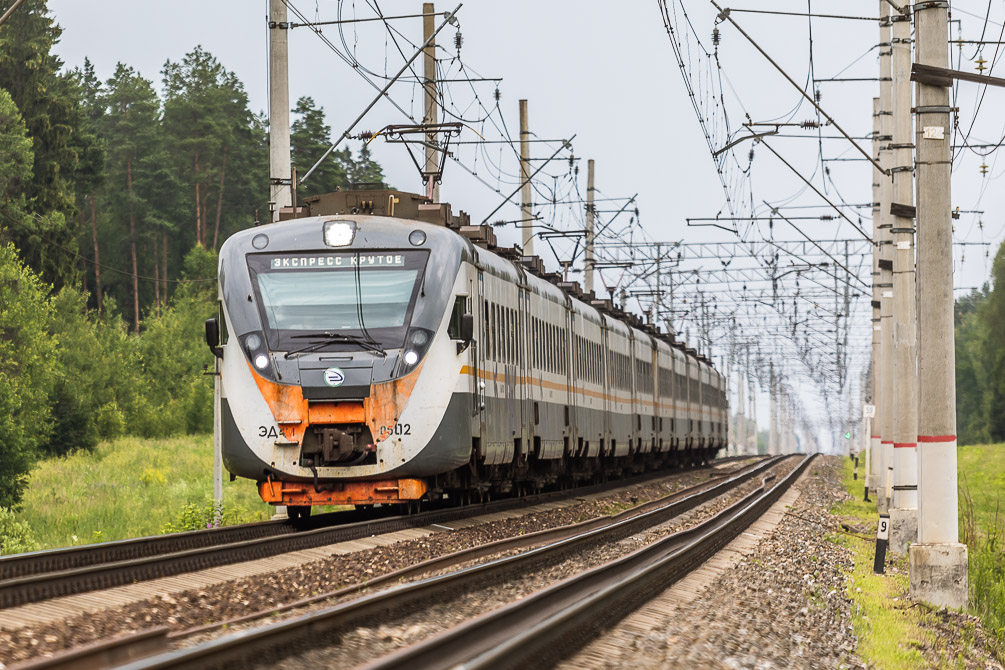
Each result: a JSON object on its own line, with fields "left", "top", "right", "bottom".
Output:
{"left": 259, "top": 426, "right": 281, "bottom": 439}
{"left": 379, "top": 423, "right": 411, "bottom": 438}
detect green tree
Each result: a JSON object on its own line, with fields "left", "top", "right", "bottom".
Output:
{"left": 291, "top": 96, "right": 352, "bottom": 198}
{"left": 955, "top": 286, "right": 990, "bottom": 445}
{"left": 348, "top": 143, "right": 386, "bottom": 186}
{"left": 43, "top": 288, "right": 145, "bottom": 456}
{"left": 0, "top": 87, "right": 32, "bottom": 232}
{"left": 0, "top": 244, "right": 58, "bottom": 507}
{"left": 0, "top": 0, "right": 94, "bottom": 286}
{"left": 161, "top": 47, "right": 265, "bottom": 251}
{"left": 134, "top": 246, "right": 217, "bottom": 436}
{"left": 978, "top": 243, "right": 1005, "bottom": 441}
{"left": 101, "top": 63, "right": 162, "bottom": 332}
{"left": 68, "top": 58, "right": 105, "bottom": 312}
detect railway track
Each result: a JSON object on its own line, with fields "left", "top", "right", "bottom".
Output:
{"left": 25, "top": 454, "right": 797, "bottom": 670}
{"left": 0, "top": 456, "right": 752, "bottom": 610}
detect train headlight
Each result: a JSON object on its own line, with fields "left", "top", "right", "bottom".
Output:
{"left": 398, "top": 327, "right": 434, "bottom": 376}
{"left": 323, "top": 220, "right": 356, "bottom": 247}
{"left": 240, "top": 331, "right": 277, "bottom": 380}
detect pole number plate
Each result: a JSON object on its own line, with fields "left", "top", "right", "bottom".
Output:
{"left": 876, "top": 515, "right": 890, "bottom": 541}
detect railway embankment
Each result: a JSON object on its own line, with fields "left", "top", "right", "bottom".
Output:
{"left": 562, "top": 456, "right": 1002, "bottom": 669}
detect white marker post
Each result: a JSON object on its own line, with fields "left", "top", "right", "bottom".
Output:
{"left": 874, "top": 513, "right": 890, "bottom": 574}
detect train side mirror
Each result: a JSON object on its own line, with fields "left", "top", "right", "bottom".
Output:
{"left": 456, "top": 313, "right": 474, "bottom": 354}
{"left": 205, "top": 317, "right": 223, "bottom": 359}
{"left": 460, "top": 313, "right": 474, "bottom": 342}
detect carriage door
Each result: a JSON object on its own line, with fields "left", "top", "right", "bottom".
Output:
{"left": 518, "top": 287, "right": 531, "bottom": 458}
{"left": 564, "top": 305, "right": 575, "bottom": 456}
{"left": 474, "top": 270, "right": 486, "bottom": 441}
{"left": 601, "top": 323, "right": 611, "bottom": 455}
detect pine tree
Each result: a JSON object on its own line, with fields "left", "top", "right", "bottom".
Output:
{"left": 101, "top": 64, "right": 161, "bottom": 332}
{"left": 0, "top": 0, "right": 101, "bottom": 286}
{"left": 161, "top": 47, "right": 263, "bottom": 249}
{"left": 290, "top": 96, "right": 351, "bottom": 198}
{"left": 348, "top": 143, "right": 387, "bottom": 187}
{"left": 70, "top": 58, "right": 105, "bottom": 311}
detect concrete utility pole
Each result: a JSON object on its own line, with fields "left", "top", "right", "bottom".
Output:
{"left": 736, "top": 362, "right": 746, "bottom": 455}
{"left": 268, "top": 0, "right": 292, "bottom": 222}
{"left": 769, "top": 362, "right": 778, "bottom": 456}
{"left": 876, "top": 4, "right": 895, "bottom": 514}
{"left": 267, "top": 0, "right": 291, "bottom": 518}
{"left": 910, "top": 0, "right": 968, "bottom": 609}
{"left": 585, "top": 159, "right": 596, "bottom": 294}
{"left": 888, "top": 5, "right": 919, "bottom": 555}
{"left": 423, "top": 3, "right": 439, "bottom": 202}
{"left": 748, "top": 353, "right": 757, "bottom": 454}
{"left": 868, "top": 97, "right": 882, "bottom": 498}
{"left": 519, "top": 99, "right": 534, "bottom": 256}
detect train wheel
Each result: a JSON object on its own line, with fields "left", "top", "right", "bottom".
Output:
{"left": 287, "top": 505, "right": 311, "bottom": 520}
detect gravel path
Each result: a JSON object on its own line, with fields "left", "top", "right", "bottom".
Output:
{"left": 556, "top": 456, "right": 861, "bottom": 669}
{"left": 0, "top": 465, "right": 732, "bottom": 666}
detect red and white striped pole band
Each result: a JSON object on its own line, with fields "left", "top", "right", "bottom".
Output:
{"left": 917, "top": 435, "right": 956, "bottom": 443}
{"left": 893, "top": 442, "right": 916, "bottom": 448}
{"left": 881, "top": 440, "right": 894, "bottom": 445}
{"left": 871, "top": 435, "right": 881, "bottom": 439}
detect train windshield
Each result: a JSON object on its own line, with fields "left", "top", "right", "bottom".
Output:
{"left": 247, "top": 251, "right": 427, "bottom": 349}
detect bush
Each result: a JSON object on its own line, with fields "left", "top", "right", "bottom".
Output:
{"left": 0, "top": 506, "right": 39, "bottom": 555}
{"left": 0, "top": 244, "right": 58, "bottom": 507}
{"left": 133, "top": 246, "right": 217, "bottom": 436}
{"left": 42, "top": 288, "right": 146, "bottom": 455}
{"left": 161, "top": 498, "right": 223, "bottom": 533}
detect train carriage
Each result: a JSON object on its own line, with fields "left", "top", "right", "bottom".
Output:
{"left": 207, "top": 191, "right": 726, "bottom": 514}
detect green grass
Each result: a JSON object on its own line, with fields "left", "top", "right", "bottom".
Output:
{"left": 831, "top": 456, "right": 935, "bottom": 669}
{"left": 15, "top": 434, "right": 272, "bottom": 550}
{"left": 958, "top": 443, "right": 1005, "bottom": 642}
{"left": 958, "top": 444, "right": 1005, "bottom": 537}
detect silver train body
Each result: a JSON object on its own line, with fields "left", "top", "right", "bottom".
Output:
{"left": 213, "top": 212, "right": 727, "bottom": 511}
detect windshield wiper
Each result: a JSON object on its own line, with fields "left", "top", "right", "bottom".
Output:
{"left": 284, "top": 332, "right": 386, "bottom": 359}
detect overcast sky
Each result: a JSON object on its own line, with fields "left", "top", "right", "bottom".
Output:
{"left": 47, "top": 1, "right": 1005, "bottom": 450}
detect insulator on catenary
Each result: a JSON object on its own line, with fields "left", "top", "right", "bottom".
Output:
{"left": 712, "top": 27, "right": 720, "bottom": 46}
{"left": 799, "top": 120, "right": 819, "bottom": 129}
{"left": 494, "top": 87, "right": 501, "bottom": 102}
{"left": 455, "top": 31, "right": 463, "bottom": 52}
{"left": 814, "top": 89, "right": 822, "bottom": 103}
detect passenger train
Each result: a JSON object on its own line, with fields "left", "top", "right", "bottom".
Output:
{"left": 205, "top": 187, "right": 728, "bottom": 517}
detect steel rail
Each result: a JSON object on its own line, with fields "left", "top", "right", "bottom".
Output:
{"left": 0, "top": 457, "right": 751, "bottom": 608}
{"left": 8, "top": 628, "right": 169, "bottom": 670}
{"left": 366, "top": 454, "right": 815, "bottom": 670}
{"left": 0, "top": 508, "right": 388, "bottom": 580}
{"left": 110, "top": 456, "right": 788, "bottom": 670}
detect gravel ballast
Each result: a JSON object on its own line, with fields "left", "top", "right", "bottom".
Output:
{"left": 0, "top": 465, "right": 734, "bottom": 665}
{"left": 559, "top": 456, "right": 862, "bottom": 669}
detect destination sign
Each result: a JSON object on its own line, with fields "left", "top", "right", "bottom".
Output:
{"left": 268, "top": 254, "right": 405, "bottom": 270}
